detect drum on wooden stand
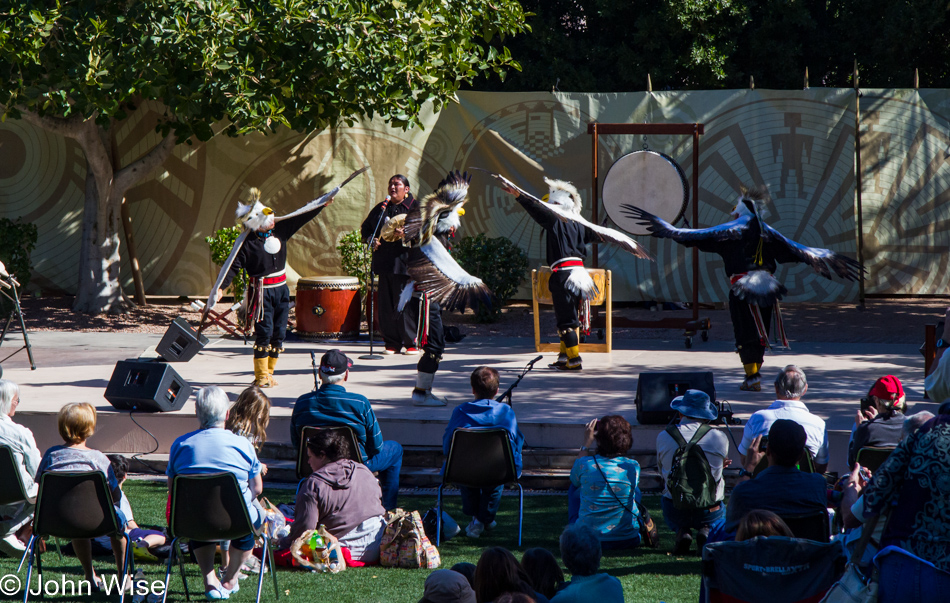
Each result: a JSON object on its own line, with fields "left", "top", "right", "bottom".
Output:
{"left": 602, "top": 150, "right": 689, "bottom": 234}
{"left": 295, "top": 276, "right": 361, "bottom": 340}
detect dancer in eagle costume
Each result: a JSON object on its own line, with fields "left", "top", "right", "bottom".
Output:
{"left": 625, "top": 186, "right": 863, "bottom": 391}
{"left": 397, "top": 170, "right": 491, "bottom": 406}
{"left": 485, "top": 171, "right": 652, "bottom": 371}
{"left": 206, "top": 167, "right": 367, "bottom": 387}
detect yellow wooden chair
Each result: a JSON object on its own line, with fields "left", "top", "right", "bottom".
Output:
{"left": 531, "top": 267, "right": 611, "bottom": 354}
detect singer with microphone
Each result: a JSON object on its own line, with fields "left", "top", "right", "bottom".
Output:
{"left": 360, "top": 174, "right": 420, "bottom": 355}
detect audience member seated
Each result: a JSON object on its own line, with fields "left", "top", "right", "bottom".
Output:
{"left": 167, "top": 386, "right": 263, "bottom": 599}
{"left": 551, "top": 524, "right": 624, "bottom": 603}
{"left": 569, "top": 415, "right": 641, "bottom": 550}
{"left": 35, "top": 402, "right": 127, "bottom": 588}
{"left": 107, "top": 455, "right": 168, "bottom": 555}
{"left": 861, "top": 413, "right": 950, "bottom": 571}
{"left": 226, "top": 385, "right": 271, "bottom": 455}
{"left": 495, "top": 594, "right": 537, "bottom": 603}
{"left": 474, "top": 546, "right": 549, "bottom": 603}
{"left": 275, "top": 429, "right": 385, "bottom": 563}
{"left": 443, "top": 366, "right": 525, "bottom": 539}
{"left": 0, "top": 379, "right": 39, "bottom": 558}
{"left": 420, "top": 568, "right": 477, "bottom": 603}
{"left": 290, "top": 349, "right": 403, "bottom": 510}
{"left": 451, "top": 562, "right": 477, "bottom": 589}
{"left": 725, "top": 419, "right": 827, "bottom": 535}
{"left": 521, "top": 548, "right": 565, "bottom": 600}
{"left": 735, "top": 510, "right": 794, "bottom": 541}
{"left": 656, "top": 389, "right": 730, "bottom": 554}
{"left": 737, "top": 365, "right": 829, "bottom": 472}
{"left": 848, "top": 375, "right": 906, "bottom": 467}
{"left": 925, "top": 306, "right": 950, "bottom": 404}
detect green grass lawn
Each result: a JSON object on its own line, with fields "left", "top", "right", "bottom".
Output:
{"left": 0, "top": 480, "right": 702, "bottom": 603}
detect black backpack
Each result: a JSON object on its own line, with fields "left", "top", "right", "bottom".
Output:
{"left": 665, "top": 423, "right": 719, "bottom": 510}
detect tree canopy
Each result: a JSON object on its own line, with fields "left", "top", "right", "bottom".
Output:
{"left": 0, "top": 0, "right": 527, "bottom": 313}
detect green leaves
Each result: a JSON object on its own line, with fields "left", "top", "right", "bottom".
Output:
{"left": 452, "top": 233, "right": 529, "bottom": 323}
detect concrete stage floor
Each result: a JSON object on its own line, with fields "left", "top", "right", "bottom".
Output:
{"left": 1, "top": 327, "right": 938, "bottom": 475}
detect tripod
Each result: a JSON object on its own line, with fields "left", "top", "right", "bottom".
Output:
{"left": 360, "top": 197, "right": 391, "bottom": 361}
{"left": 0, "top": 275, "right": 36, "bottom": 375}
{"left": 496, "top": 355, "right": 543, "bottom": 406}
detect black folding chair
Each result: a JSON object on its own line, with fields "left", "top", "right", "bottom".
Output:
{"left": 22, "top": 471, "right": 132, "bottom": 603}
{"left": 779, "top": 509, "right": 831, "bottom": 543}
{"left": 437, "top": 428, "right": 523, "bottom": 546}
{"left": 296, "top": 425, "right": 362, "bottom": 480}
{"left": 856, "top": 446, "right": 896, "bottom": 473}
{"left": 162, "top": 473, "right": 278, "bottom": 603}
{"left": 0, "top": 445, "right": 37, "bottom": 572}
{"left": 753, "top": 449, "right": 817, "bottom": 477}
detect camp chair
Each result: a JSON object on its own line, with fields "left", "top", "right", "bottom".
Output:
{"left": 162, "top": 473, "right": 278, "bottom": 603}
{"left": 873, "top": 545, "right": 950, "bottom": 602}
{"left": 856, "top": 446, "right": 896, "bottom": 473}
{"left": 296, "top": 425, "right": 362, "bottom": 480}
{"left": 22, "top": 471, "right": 132, "bottom": 603}
{"left": 778, "top": 509, "right": 831, "bottom": 542}
{"left": 703, "top": 536, "right": 846, "bottom": 603}
{"left": 753, "top": 449, "right": 816, "bottom": 477}
{"left": 437, "top": 428, "right": 523, "bottom": 546}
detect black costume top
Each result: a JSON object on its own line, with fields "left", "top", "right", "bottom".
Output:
{"left": 516, "top": 196, "right": 591, "bottom": 265}
{"left": 360, "top": 196, "right": 417, "bottom": 275}
{"left": 685, "top": 218, "right": 779, "bottom": 277}
{"left": 222, "top": 205, "right": 326, "bottom": 288}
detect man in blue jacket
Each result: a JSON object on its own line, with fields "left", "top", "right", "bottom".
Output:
{"left": 443, "top": 366, "right": 525, "bottom": 538}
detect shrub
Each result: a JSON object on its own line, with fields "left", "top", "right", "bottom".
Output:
{"left": 336, "top": 230, "right": 371, "bottom": 292}
{"left": 0, "top": 218, "right": 38, "bottom": 313}
{"left": 205, "top": 226, "right": 248, "bottom": 301}
{"left": 453, "top": 233, "right": 529, "bottom": 322}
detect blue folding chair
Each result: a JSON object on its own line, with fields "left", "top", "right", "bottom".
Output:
{"left": 874, "top": 545, "right": 950, "bottom": 602}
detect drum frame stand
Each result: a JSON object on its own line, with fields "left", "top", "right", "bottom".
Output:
{"left": 588, "top": 122, "right": 711, "bottom": 348}
{"left": 0, "top": 277, "right": 36, "bottom": 372}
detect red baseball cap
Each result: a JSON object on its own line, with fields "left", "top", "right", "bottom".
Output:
{"left": 868, "top": 375, "right": 904, "bottom": 404}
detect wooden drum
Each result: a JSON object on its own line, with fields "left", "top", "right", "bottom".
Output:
{"left": 295, "top": 276, "right": 361, "bottom": 340}
{"left": 534, "top": 266, "right": 608, "bottom": 306}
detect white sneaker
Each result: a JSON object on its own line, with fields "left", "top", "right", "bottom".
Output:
{"left": 465, "top": 519, "right": 485, "bottom": 538}
{"left": 412, "top": 390, "right": 447, "bottom": 407}
{"left": 382, "top": 348, "right": 398, "bottom": 355}
{"left": 0, "top": 534, "right": 25, "bottom": 557}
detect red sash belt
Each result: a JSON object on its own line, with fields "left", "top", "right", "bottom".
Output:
{"left": 552, "top": 259, "right": 584, "bottom": 272}
{"left": 729, "top": 273, "right": 746, "bottom": 285}
{"left": 262, "top": 274, "right": 286, "bottom": 286}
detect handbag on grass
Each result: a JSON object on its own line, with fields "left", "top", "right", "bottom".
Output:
{"left": 379, "top": 508, "right": 441, "bottom": 569}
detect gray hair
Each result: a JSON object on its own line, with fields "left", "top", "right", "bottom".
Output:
{"left": 319, "top": 372, "right": 346, "bottom": 385}
{"left": 195, "top": 386, "right": 231, "bottom": 429}
{"left": 0, "top": 380, "right": 18, "bottom": 416}
{"left": 559, "top": 523, "right": 602, "bottom": 577}
{"left": 774, "top": 365, "right": 808, "bottom": 399}
{"left": 902, "top": 411, "right": 935, "bottom": 440}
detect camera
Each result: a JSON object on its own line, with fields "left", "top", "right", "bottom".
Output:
{"left": 758, "top": 435, "right": 769, "bottom": 452}
{"left": 711, "top": 399, "right": 742, "bottom": 426}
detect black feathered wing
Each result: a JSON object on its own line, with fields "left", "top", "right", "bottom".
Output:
{"left": 762, "top": 224, "right": 864, "bottom": 281}
{"left": 622, "top": 204, "right": 751, "bottom": 244}
{"left": 408, "top": 237, "right": 492, "bottom": 313}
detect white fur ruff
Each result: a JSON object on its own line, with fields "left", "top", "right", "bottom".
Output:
{"left": 563, "top": 267, "right": 600, "bottom": 300}
{"left": 731, "top": 270, "right": 787, "bottom": 306}
{"left": 263, "top": 236, "right": 281, "bottom": 254}
{"left": 397, "top": 280, "right": 416, "bottom": 312}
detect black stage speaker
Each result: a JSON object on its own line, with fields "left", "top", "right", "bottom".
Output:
{"left": 156, "top": 317, "right": 208, "bottom": 362}
{"left": 635, "top": 371, "right": 716, "bottom": 425}
{"left": 104, "top": 360, "right": 191, "bottom": 412}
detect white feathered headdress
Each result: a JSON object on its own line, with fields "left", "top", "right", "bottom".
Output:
{"left": 543, "top": 177, "right": 582, "bottom": 214}
{"left": 235, "top": 188, "right": 275, "bottom": 231}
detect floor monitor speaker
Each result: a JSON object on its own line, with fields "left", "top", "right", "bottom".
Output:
{"left": 635, "top": 371, "right": 716, "bottom": 425}
{"left": 104, "top": 360, "right": 191, "bottom": 412}
{"left": 156, "top": 317, "right": 208, "bottom": 362}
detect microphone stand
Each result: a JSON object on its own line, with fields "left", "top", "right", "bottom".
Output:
{"left": 496, "top": 355, "right": 544, "bottom": 406}
{"left": 360, "top": 197, "right": 390, "bottom": 360}
{"left": 310, "top": 351, "right": 320, "bottom": 391}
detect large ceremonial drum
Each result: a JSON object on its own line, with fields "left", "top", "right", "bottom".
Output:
{"left": 535, "top": 266, "right": 608, "bottom": 306}
{"left": 602, "top": 150, "right": 689, "bottom": 235}
{"left": 295, "top": 276, "right": 361, "bottom": 340}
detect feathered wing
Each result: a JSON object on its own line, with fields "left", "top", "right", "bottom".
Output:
{"left": 622, "top": 204, "right": 750, "bottom": 244}
{"left": 404, "top": 171, "right": 471, "bottom": 245}
{"left": 762, "top": 224, "right": 864, "bottom": 281}
{"left": 408, "top": 237, "right": 492, "bottom": 313}
{"left": 274, "top": 166, "right": 369, "bottom": 222}
{"left": 203, "top": 229, "right": 250, "bottom": 321}
{"left": 473, "top": 168, "right": 652, "bottom": 260}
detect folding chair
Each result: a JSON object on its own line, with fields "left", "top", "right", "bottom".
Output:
{"left": 437, "top": 428, "right": 523, "bottom": 546}
{"left": 193, "top": 300, "right": 244, "bottom": 338}
{"left": 22, "top": 471, "right": 132, "bottom": 603}
{"left": 703, "top": 536, "right": 846, "bottom": 603}
{"left": 778, "top": 509, "right": 831, "bottom": 542}
{"left": 856, "top": 446, "right": 896, "bottom": 473}
{"left": 753, "top": 450, "right": 817, "bottom": 477}
{"left": 162, "top": 473, "right": 278, "bottom": 603}
{"left": 0, "top": 445, "right": 37, "bottom": 572}
{"left": 874, "top": 545, "right": 950, "bottom": 602}
{"left": 296, "top": 425, "right": 362, "bottom": 480}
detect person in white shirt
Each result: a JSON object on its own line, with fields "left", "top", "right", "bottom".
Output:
{"left": 656, "top": 389, "right": 730, "bottom": 554}
{"left": 737, "top": 365, "right": 829, "bottom": 473}
{"left": 925, "top": 307, "right": 950, "bottom": 404}
{"left": 0, "top": 379, "right": 41, "bottom": 558}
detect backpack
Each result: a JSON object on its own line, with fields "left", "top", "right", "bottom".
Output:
{"left": 379, "top": 509, "right": 441, "bottom": 569}
{"left": 665, "top": 423, "right": 720, "bottom": 510}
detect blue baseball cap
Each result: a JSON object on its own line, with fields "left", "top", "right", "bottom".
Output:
{"left": 670, "top": 389, "right": 717, "bottom": 421}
